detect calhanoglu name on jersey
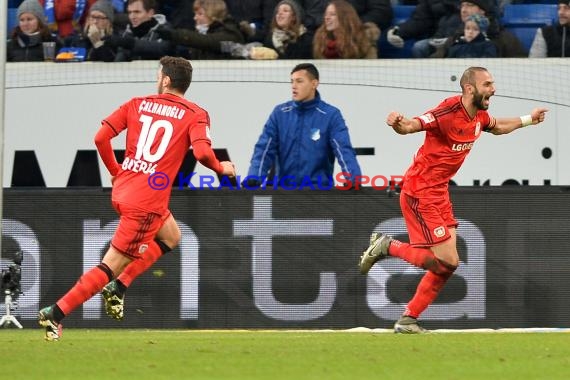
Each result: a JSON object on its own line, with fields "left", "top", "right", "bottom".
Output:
{"left": 138, "top": 100, "right": 186, "bottom": 120}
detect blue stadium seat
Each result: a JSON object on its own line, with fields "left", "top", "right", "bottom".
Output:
{"left": 505, "top": 26, "right": 540, "bottom": 54}
{"left": 393, "top": 5, "right": 415, "bottom": 26}
{"left": 501, "top": 4, "right": 558, "bottom": 55}
{"left": 501, "top": 4, "right": 558, "bottom": 27}
{"left": 7, "top": 8, "right": 18, "bottom": 35}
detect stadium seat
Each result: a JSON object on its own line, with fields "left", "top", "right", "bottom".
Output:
{"left": 393, "top": 5, "right": 415, "bottom": 25}
{"left": 505, "top": 26, "right": 540, "bottom": 54}
{"left": 501, "top": 4, "right": 558, "bottom": 55}
{"left": 501, "top": 4, "right": 558, "bottom": 27}
{"left": 7, "top": 8, "right": 18, "bottom": 35}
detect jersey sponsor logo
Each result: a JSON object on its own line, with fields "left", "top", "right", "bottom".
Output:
{"left": 434, "top": 226, "right": 446, "bottom": 238}
{"left": 138, "top": 100, "right": 186, "bottom": 120}
{"left": 451, "top": 142, "right": 474, "bottom": 152}
{"left": 122, "top": 156, "right": 157, "bottom": 174}
{"left": 418, "top": 113, "right": 435, "bottom": 125}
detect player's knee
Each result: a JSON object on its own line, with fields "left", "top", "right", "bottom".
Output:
{"left": 154, "top": 239, "right": 175, "bottom": 255}
{"left": 425, "top": 256, "right": 458, "bottom": 275}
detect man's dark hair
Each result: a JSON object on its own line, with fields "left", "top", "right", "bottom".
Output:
{"left": 160, "top": 56, "right": 193, "bottom": 93}
{"left": 128, "top": 0, "right": 157, "bottom": 11}
{"left": 291, "top": 63, "right": 319, "bottom": 80}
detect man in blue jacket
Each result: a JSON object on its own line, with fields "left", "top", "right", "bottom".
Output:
{"left": 244, "top": 63, "right": 362, "bottom": 189}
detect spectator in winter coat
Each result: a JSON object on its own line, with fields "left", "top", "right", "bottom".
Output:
{"left": 447, "top": 13, "right": 497, "bottom": 57}
{"left": 313, "top": 0, "right": 380, "bottom": 58}
{"left": 63, "top": 0, "right": 119, "bottom": 61}
{"left": 529, "top": 0, "right": 570, "bottom": 58}
{"left": 262, "top": 0, "right": 314, "bottom": 59}
{"left": 103, "top": 0, "right": 174, "bottom": 61}
{"left": 430, "top": 0, "right": 525, "bottom": 58}
{"left": 7, "top": 0, "right": 58, "bottom": 62}
{"left": 156, "top": 0, "right": 245, "bottom": 60}
{"left": 300, "top": 0, "right": 393, "bottom": 33}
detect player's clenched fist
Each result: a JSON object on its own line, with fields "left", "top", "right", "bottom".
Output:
{"left": 220, "top": 161, "right": 236, "bottom": 178}
{"left": 386, "top": 111, "right": 404, "bottom": 127}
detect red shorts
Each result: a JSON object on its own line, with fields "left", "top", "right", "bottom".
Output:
{"left": 400, "top": 192, "right": 458, "bottom": 247}
{"left": 111, "top": 201, "right": 170, "bottom": 260}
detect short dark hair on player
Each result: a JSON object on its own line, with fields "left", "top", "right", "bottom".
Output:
{"left": 291, "top": 63, "right": 319, "bottom": 81}
{"left": 159, "top": 56, "right": 193, "bottom": 94}
{"left": 460, "top": 66, "right": 488, "bottom": 91}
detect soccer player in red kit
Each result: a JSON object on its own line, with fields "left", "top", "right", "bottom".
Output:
{"left": 359, "top": 66, "right": 548, "bottom": 333}
{"left": 38, "top": 56, "right": 236, "bottom": 341}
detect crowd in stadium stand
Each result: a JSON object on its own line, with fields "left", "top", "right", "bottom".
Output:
{"left": 6, "top": 0, "right": 569, "bottom": 62}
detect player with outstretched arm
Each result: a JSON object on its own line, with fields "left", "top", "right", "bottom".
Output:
{"left": 359, "top": 66, "right": 547, "bottom": 333}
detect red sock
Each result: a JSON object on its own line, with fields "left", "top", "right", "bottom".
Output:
{"left": 117, "top": 240, "right": 163, "bottom": 288}
{"left": 389, "top": 240, "right": 438, "bottom": 270}
{"left": 404, "top": 271, "right": 453, "bottom": 318}
{"left": 56, "top": 264, "right": 113, "bottom": 316}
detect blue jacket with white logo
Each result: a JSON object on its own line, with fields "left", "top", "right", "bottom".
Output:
{"left": 246, "top": 91, "right": 362, "bottom": 187}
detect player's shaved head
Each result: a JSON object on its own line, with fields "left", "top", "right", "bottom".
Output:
{"left": 460, "top": 66, "right": 488, "bottom": 92}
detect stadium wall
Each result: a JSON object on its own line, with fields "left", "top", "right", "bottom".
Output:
{"left": 5, "top": 59, "right": 570, "bottom": 187}
{"left": 4, "top": 187, "right": 570, "bottom": 329}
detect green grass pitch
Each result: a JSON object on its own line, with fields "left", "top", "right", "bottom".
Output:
{"left": 2, "top": 329, "right": 570, "bottom": 380}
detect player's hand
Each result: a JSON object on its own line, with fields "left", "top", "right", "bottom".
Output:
{"left": 386, "top": 111, "right": 404, "bottom": 128}
{"left": 530, "top": 108, "right": 548, "bottom": 125}
{"left": 220, "top": 161, "right": 236, "bottom": 178}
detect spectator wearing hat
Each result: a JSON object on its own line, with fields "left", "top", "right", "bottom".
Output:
{"left": 7, "top": 0, "right": 58, "bottom": 61}
{"left": 261, "top": 0, "right": 314, "bottom": 59}
{"left": 430, "top": 1, "right": 525, "bottom": 58}
{"left": 446, "top": 13, "right": 497, "bottom": 57}
{"left": 529, "top": 0, "right": 570, "bottom": 57}
{"left": 63, "top": 0, "right": 120, "bottom": 61}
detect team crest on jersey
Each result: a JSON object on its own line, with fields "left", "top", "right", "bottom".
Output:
{"left": 311, "top": 128, "right": 321, "bottom": 141}
{"left": 434, "top": 226, "right": 446, "bottom": 238}
{"left": 139, "top": 244, "right": 148, "bottom": 254}
{"left": 475, "top": 122, "right": 481, "bottom": 137}
{"left": 419, "top": 113, "right": 435, "bottom": 125}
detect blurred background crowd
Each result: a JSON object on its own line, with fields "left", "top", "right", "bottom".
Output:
{"left": 5, "top": 0, "right": 569, "bottom": 62}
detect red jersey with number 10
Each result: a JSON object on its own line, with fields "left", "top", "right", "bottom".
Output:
{"left": 402, "top": 95, "right": 497, "bottom": 199}
{"left": 102, "top": 93, "right": 214, "bottom": 214}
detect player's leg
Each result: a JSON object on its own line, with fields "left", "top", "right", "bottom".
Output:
{"left": 360, "top": 193, "right": 448, "bottom": 274}
{"left": 38, "top": 246, "right": 131, "bottom": 341}
{"left": 392, "top": 194, "right": 459, "bottom": 333}
{"left": 103, "top": 212, "right": 181, "bottom": 320}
